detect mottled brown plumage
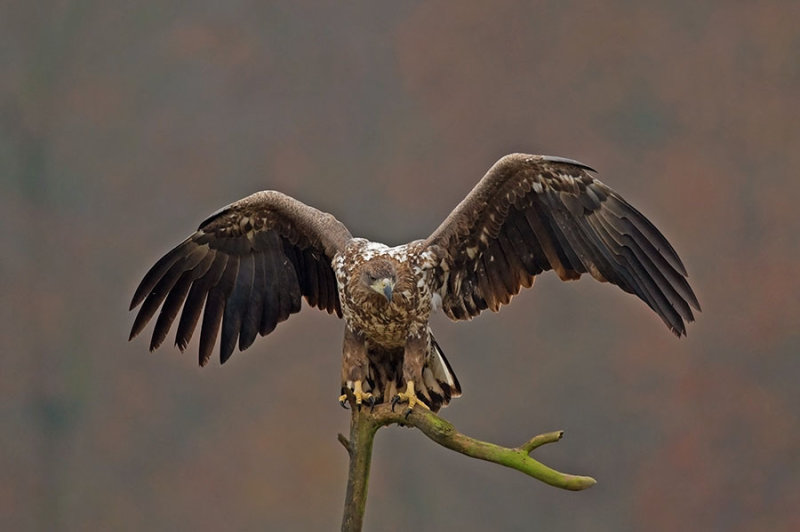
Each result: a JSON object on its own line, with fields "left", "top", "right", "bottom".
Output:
{"left": 130, "top": 154, "right": 700, "bottom": 411}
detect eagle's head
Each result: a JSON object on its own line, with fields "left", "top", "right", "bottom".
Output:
{"left": 360, "top": 259, "right": 397, "bottom": 303}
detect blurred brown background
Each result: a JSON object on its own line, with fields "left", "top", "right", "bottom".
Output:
{"left": 2, "top": 1, "right": 798, "bottom": 530}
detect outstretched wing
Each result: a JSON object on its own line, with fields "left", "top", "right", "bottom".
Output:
{"left": 424, "top": 153, "right": 700, "bottom": 336}
{"left": 129, "top": 191, "right": 353, "bottom": 365}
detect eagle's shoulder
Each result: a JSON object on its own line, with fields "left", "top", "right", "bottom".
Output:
{"left": 336, "top": 238, "right": 383, "bottom": 265}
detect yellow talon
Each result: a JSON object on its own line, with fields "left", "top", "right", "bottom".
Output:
{"left": 392, "top": 381, "right": 430, "bottom": 413}
{"left": 339, "top": 380, "right": 374, "bottom": 410}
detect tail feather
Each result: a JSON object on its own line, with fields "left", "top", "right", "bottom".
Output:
{"left": 423, "top": 333, "right": 461, "bottom": 411}
{"left": 361, "top": 331, "right": 461, "bottom": 412}
{"left": 429, "top": 334, "right": 461, "bottom": 396}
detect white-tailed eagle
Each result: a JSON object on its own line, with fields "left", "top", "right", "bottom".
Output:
{"left": 130, "top": 154, "right": 700, "bottom": 412}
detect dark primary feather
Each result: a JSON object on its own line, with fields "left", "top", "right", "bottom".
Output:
{"left": 425, "top": 153, "right": 700, "bottom": 335}
{"left": 129, "top": 191, "right": 352, "bottom": 365}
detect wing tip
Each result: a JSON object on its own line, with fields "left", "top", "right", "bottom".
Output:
{"left": 686, "top": 286, "right": 702, "bottom": 313}
{"left": 129, "top": 288, "right": 150, "bottom": 311}
{"left": 671, "top": 311, "right": 700, "bottom": 338}
{"left": 219, "top": 345, "right": 235, "bottom": 365}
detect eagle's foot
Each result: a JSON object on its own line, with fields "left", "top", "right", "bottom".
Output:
{"left": 391, "top": 381, "right": 430, "bottom": 418}
{"left": 339, "top": 380, "right": 375, "bottom": 411}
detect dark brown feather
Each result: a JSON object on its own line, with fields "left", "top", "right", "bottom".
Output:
{"left": 302, "top": 247, "right": 320, "bottom": 309}
{"left": 507, "top": 208, "right": 548, "bottom": 276}
{"left": 175, "top": 251, "right": 227, "bottom": 351}
{"left": 260, "top": 249, "right": 281, "bottom": 336}
{"left": 129, "top": 245, "right": 208, "bottom": 340}
{"left": 474, "top": 257, "right": 497, "bottom": 312}
{"left": 496, "top": 229, "right": 529, "bottom": 290}
{"left": 150, "top": 249, "right": 216, "bottom": 350}
{"left": 223, "top": 253, "right": 253, "bottom": 357}
{"left": 211, "top": 254, "right": 240, "bottom": 364}
{"left": 316, "top": 257, "right": 331, "bottom": 314}
{"left": 129, "top": 239, "right": 191, "bottom": 310}
{"left": 239, "top": 251, "right": 266, "bottom": 350}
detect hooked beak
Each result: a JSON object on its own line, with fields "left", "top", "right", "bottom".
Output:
{"left": 383, "top": 283, "right": 394, "bottom": 302}
{"left": 371, "top": 278, "right": 395, "bottom": 302}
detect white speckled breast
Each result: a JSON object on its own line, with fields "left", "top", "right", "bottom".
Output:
{"left": 333, "top": 239, "right": 438, "bottom": 348}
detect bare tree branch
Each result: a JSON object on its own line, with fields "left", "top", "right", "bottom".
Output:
{"left": 340, "top": 398, "right": 596, "bottom": 531}
{"left": 520, "top": 430, "right": 566, "bottom": 453}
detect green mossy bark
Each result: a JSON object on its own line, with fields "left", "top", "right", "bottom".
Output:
{"left": 340, "top": 399, "right": 595, "bottom": 531}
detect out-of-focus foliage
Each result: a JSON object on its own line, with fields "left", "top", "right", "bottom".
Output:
{"left": 2, "top": 1, "right": 798, "bottom": 531}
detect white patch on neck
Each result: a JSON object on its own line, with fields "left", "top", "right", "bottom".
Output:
{"left": 358, "top": 241, "right": 390, "bottom": 261}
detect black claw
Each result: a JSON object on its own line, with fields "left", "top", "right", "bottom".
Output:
{"left": 404, "top": 407, "right": 413, "bottom": 419}
{"left": 339, "top": 399, "right": 349, "bottom": 410}
{"left": 366, "top": 396, "right": 376, "bottom": 412}
{"left": 391, "top": 395, "right": 400, "bottom": 412}
{"left": 357, "top": 402, "right": 362, "bottom": 412}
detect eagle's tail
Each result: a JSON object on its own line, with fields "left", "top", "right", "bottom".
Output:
{"left": 422, "top": 332, "right": 462, "bottom": 412}
{"left": 364, "top": 332, "right": 461, "bottom": 412}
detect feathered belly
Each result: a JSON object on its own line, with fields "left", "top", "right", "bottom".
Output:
{"left": 342, "top": 292, "right": 430, "bottom": 348}
{"left": 352, "top": 306, "right": 419, "bottom": 348}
